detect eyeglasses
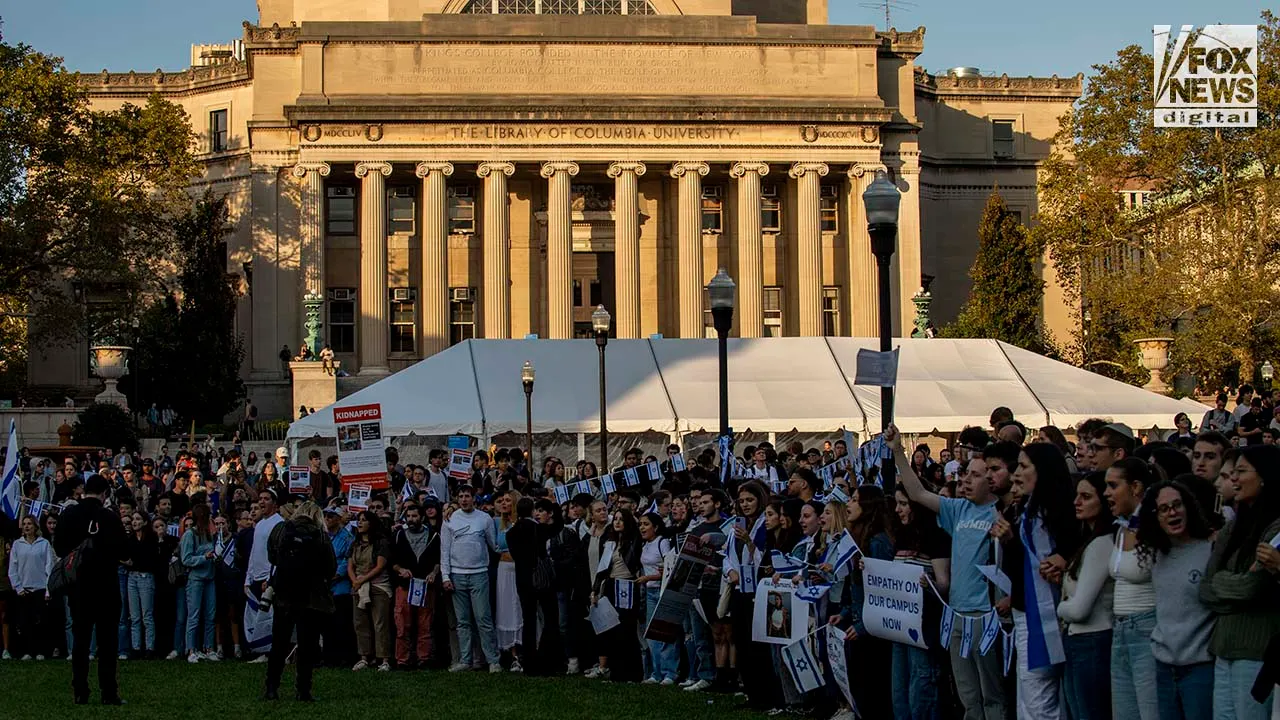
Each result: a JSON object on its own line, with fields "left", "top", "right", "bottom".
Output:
{"left": 1156, "top": 499, "right": 1184, "bottom": 516}
{"left": 1089, "top": 443, "right": 1116, "bottom": 453}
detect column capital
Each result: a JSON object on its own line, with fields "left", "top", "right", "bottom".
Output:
{"left": 354, "top": 161, "right": 392, "bottom": 178}
{"left": 669, "top": 161, "right": 709, "bottom": 179}
{"left": 476, "top": 161, "right": 515, "bottom": 178}
{"left": 847, "top": 163, "right": 886, "bottom": 179}
{"left": 789, "top": 162, "right": 830, "bottom": 179}
{"left": 540, "top": 161, "right": 581, "bottom": 179}
{"left": 291, "top": 162, "right": 331, "bottom": 178}
{"left": 415, "top": 161, "right": 455, "bottom": 178}
{"left": 730, "top": 162, "right": 770, "bottom": 178}
{"left": 607, "top": 161, "right": 647, "bottom": 178}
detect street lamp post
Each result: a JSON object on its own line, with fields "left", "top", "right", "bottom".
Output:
{"left": 708, "top": 268, "right": 736, "bottom": 440}
{"left": 1263, "top": 360, "right": 1275, "bottom": 392}
{"left": 593, "top": 305, "right": 611, "bottom": 472}
{"left": 863, "top": 170, "right": 902, "bottom": 492}
{"left": 521, "top": 360, "right": 535, "bottom": 469}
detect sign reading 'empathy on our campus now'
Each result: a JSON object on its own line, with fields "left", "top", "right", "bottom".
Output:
{"left": 333, "top": 403, "right": 387, "bottom": 489}
{"left": 1154, "top": 24, "right": 1257, "bottom": 128}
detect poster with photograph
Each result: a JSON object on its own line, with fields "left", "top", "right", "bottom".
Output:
{"left": 347, "top": 484, "right": 372, "bottom": 512}
{"left": 752, "top": 578, "right": 808, "bottom": 645}
{"left": 333, "top": 403, "right": 387, "bottom": 489}
{"left": 447, "top": 449, "right": 474, "bottom": 481}
{"left": 287, "top": 465, "right": 311, "bottom": 494}
{"left": 643, "top": 533, "right": 717, "bottom": 644}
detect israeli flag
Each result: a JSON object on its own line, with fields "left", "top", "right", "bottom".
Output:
{"left": 782, "top": 637, "right": 825, "bottom": 693}
{"left": 820, "top": 464, "right": 834, "bottom": 489}
{"left": 167, "top": 523, "right": 180, "bottom": 537}
{"left": 408, "top": 578, "right": 428, "bottom": 608}
{"left": 27, "top": 500, "right": 44, "bottom": 519}
{"left": 222, "top": 539, "right": 237, "bottom": 568}
{"left": 959, "top": 615, "right": 975, "bottom": 658}
{"left": 770, "top": 550, "right": 803, "bottom": 576}
{"left": 939, "top": 607, "right": 955, "bottom": 649}
{"left": 770, "top": 479, "right": 787, "bottom": 495}
{"left": 615, "top": 579, "right": 634, "bottom": 610}
{"left": 601, "top": 475, "right": 617, "bottom": 496}
{"left": 843, "top": 428, "right": 856, "bottom": 458}
{"left": 979, "top": 610, "right": 1000, "bottom": 655}
{"left": 750, "top": 513, "right": 768, "bottom": 552}
{"left": 794, "top": 582, "right": 831, "bottom": 603}
{"left": 401, "top": 481, "right": 415, "bottom": 503}
{"left": 1020, "top": 514, "right": 1066, "bottom": 669}
{"left": 0, "top": 420, "right": 20, "bottom": 520}
{"left": 572, "top": 480, "right": 591, "bottom": 497}
{"left": 718, "top": 435, "right": 732, "bottom": 485}
{"left": 623, "top": 467, "right": 640, "bottom": 487}
{"left": 849, "top": 448, "right": 864, "bottom": 483}
{"left": 671, "top": 453, "right": 686, "bottom": 472}
{"left": 645, "top": 460, "right": 661, "bottom": 482}
{"left": 825, "top": 530, "right": 860, "bottom": 580}
{"left": 825, "top": 486, "right": 850, "bottom": 505}
{"left": 553, "top": 484, "right": 570, "bottom": 505}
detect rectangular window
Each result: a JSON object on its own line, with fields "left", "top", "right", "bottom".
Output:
{"left": 822, "top": 286, "right": 840, "bottom": 337}
{"left": 326, "top": 186, "right": 356, "bottom": 235}
{"left": 449, "top": 287, "right": 477, "bottom": 345}
{"left": 448, "top": 186, "right": 476, "bottom": 234}
{"left": 701, "top": 185, "right": 723, "bottom": 233}
{"left": 209, "top": 109, "right": 228, "bottom": 153}
{"left": 387, "top": 187, "right": 415, "bottom": 234}
{"left": 327, "top": 289, "right": 356, "bottom": 353}
{"left": 993, "top": 119, "right": 1015, "bottom": 158}
{"left": 764, "top": 286, "right": 783, "bottom": 337}
{"left": 701, "top": 288, "right": 715, "bottom": 338}
{"left": 761, "top": 184, "right": 781, "bottom": 233}
{"left": 820, "top": 184, "right": 839, "bottom": 233}
{"left": 390, "top": 289, "right": 416, "bottom": 354}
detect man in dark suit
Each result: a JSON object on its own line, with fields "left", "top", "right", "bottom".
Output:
{"left": 54, "top": 474, "right": 127, "bottom": 705}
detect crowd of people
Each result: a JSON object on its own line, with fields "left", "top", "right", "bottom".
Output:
{"left": 3, "top": 394, "right": 1280, "bottom": 719}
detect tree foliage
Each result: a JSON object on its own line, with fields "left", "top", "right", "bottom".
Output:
{"left": 943, "top": 189, "right": 1051, "bottom": 353}
{"left": 71, "top": 402, "right": 138, "bottom": 453}
{"left": 1031, "top": 11, "right": 1280, "bottom": 389}
{"left": 122, "top": 195, "right": 245, "bottom": 425}
{"left": 0, "top": 28, "right": 197, "bottom": 346}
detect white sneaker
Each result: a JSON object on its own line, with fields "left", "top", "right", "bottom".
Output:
{"left": 352, "top": 659, "right": 369, "bottom": 671}
{"left": 377, "top": 661, "right": 391, "bottom": 672}
{"left": 165, "top": 651, "right": 179, "bottom": 661}
{"left": 642, "top": 677, "right": 659, "bottom": 685}
{"left": 661, "top": 678, "right": 676, "bottom": 686}
{"left": 489, "top": 663, "right": 502, "bottom": 674}
{"left": 679, "top": 678, "right": 698, "bottom": 688}
{"left": 35, "top": 655, "right": 45, "bottom": 661}
{"left": 510, "top": 660, "right": 523, "bottom": 673}
{"left": 566, "top": 657, "right": 580, "bottom": 674}
{"left": 829, "top": 710, "right": 856, "bottom": 720}
{"left": 583, "top": 666, "right": 603, "bottom": 678}
{"left": 448, "top": 662, "right": 470, "bottom": 673}
{"left": 21, "top": 655, "right": 32, "bottom": 661}
{"left": 248, "top": 654, "right": 268, "bottom": 664}
{"left": 1, "top": 651, "right": 10, "bottom": 660}
{"left": 684, "top": 679, "right": 711, "bottom": 692}
{"left": 202, "top": 651, "right": 220, "bottom": 662}
{"left": 187, "top": 652, "right": 201, "bottom": 664}
{"left": 118, "top": 653, "right": 128, "bottom": 661}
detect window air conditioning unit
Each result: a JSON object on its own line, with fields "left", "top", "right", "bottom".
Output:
{"left": 820, "top": 185, "right": 838, "bottom": 199}
{"left": 328, "top": 288, "right": 354, "bottom": 302}
{"left": 391, "top": 187, "right": 413, "bottom": 198}
{"left": 761, "top": 184, "right": 778, "bottom": 198}
{"left": 392, "top": 288, "right": 412, "bottom": 302}
{"left": 329, "top": 186, "right": 355, "bottom": 198}
{"left": 702, "top": 186, "right": 721, "bottom": 199}
{"left": 448, "top": 186, "right": 473, "bottom": 199}
{"left": 450, "top": 287, "right": 475, "bottom": 303}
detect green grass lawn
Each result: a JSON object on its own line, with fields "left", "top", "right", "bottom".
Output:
{"left": 0, "top": 659, "right": 768, "bottom": 720}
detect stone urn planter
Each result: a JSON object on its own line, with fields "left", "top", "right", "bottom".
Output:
{"left": 90, "top": 345, "right": 132, "bottom": 409}
{"left": 1134, "top": 337, "right": 1174, "bottom": 395}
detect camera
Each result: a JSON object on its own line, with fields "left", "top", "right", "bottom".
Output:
{"left": 260, "top": 586, "right": 276, "bottom": 610}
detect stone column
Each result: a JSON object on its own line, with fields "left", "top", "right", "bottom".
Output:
{"left": 790, "top": 162, "right": 829, "bottom": 336}
{"left": 730, "top": 162, "right": 769, "bottom": 338}
{"left": 896, "top": 163, "right": 923, "bottom": 336}
{"left": 541, "top": 161, "right": 580, "bottom": 339}
{"left": 292, "top": 162, "right": 330, "bottom": 343}
{"left": 416, "top": 161, "right": 454, "bottom": 357}
{"left": 670, "top": 162, "right": 709, "bottom": 338}
{"left": 477, "top": 161, "right": 516, "bottom": 339}
{"left": 847, "top": 164, "right": 881, "bottom": 337}
{"left": 355, "top": 161, "right": 393, "bottom": 375}
{"left": 608, "top": 162, "right": 647, "bottom": 339}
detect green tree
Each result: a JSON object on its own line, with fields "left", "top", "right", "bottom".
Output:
{"left": 1032, "top": 12, "right": 1280, "bottom": 388}
{"left": 71, "top": 402, "right": 139, "bottom": 453}
{"left": 0, "top": 28, "right": 197, "bottom": 347}
{"left": 943, "top": 189, "right": 1051, "bottom": 353}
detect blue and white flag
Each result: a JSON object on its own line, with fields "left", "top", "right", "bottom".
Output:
{"left": 825, "top": 624, "right": 858, "bottom": 715}
{"left": 222, "top": 539, "right": 237, "bottom": 568}
{"left": 718, "top": 435, "right": 732, "bottom": 485}
{"left": 671, "top": 453, "right": 686, "bottom": 472}
{"left": 843, "top": 429, "right": 856, "bottom": 459}
{"left": 770, "top": 479, "right": 787, "bottom": 495}
{"left": 0, "top": 420, "right": 20, "bottom": 520}
{"left": 408, "top": 578, "right": 428, "bottom": 607}
{"left": 749, "top": 513, "right": 768, "bottom": 552}
{"left": 623, "top": 467, "right": 640, "bottom": 487}
{"left": 615, "top": 579, "right": 634, "bottom": 610}
{"left": 782, "top": 636, "right": 825, "bottom": 693}
{"left": 401, "top": 481, "right": 415, "bottom": 503}
{"left": 770, "top": 550, "right": 803, "bottom": 576}
{"left": 601, "top": 475, "right": 617, "bottom": 496}
{"left": 959, "top": 615, "right": 975, "bottom": 658}
{"left": 1020, "top": 513, "right": 1066, "bottom": 669}
{"left": 167, "top": 523, "right": 180, "bottom": 537}
{"left": 244, "top": 588, "right": 273, "bottom": 653}
{"left": 979, "top": 611, "right": 1000, "bottom": 655}
{"left": 645, "top": 460, "right": 661, "bottom": 482}
{"left": 939, "top": 607, "right": 955, "bottom": 649}
{"left": 553, "top": 484, "right": 570, "bottom": 505}
{"left": 794, "top": 582, "right": 831, "bottom": 603}
{"left": 572, "top": 480, "right": 591, "bottom": 497}
{"left": 825, "top": 486, "right": 850, "bottom": 506}
{"left": 824, "top": 529, "right": 860, "bottom": 580}
{"left": 27, "top": 500, "right": 44, "bottom": 519}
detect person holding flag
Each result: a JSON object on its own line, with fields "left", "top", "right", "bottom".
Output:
{"left": 1, "top": 419, "right": 22, "bottom": 524}
{"left": 724, "top": 480, "right": 780, "bottom": 709}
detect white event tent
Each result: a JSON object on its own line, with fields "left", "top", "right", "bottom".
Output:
{"left": 287, "top": 337, "right": 1207, "bottom": 445}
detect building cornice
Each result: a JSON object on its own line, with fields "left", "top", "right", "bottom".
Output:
{"left": 76, "top": 62, "right": 251, "bottom": 97}
{"left": 875, "top": 27, "right": 925, "bottom": 57}
{"left": 914, "top": 67, "right": 1082, "bottom": 100}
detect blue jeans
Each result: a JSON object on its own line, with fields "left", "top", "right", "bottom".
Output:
{"left": 1214, "top": 657, "right": 1272, "bottom": 720}
{"left": 645, "top": 588, "right": 679, "bottom": 682}
{"left": 557, "top": 590, "right": 575, "bottom": 659}
{"left": 687, "top": 600, "right": 714, "bottom": 682}
{"left": 1157, "top": 660, "right": 1213, "bottom": 720}
{"left": 1063, "top": 630, "right": 1112, "bottom": 720}
{"left": 892, "top": 643, "right": 941, "bottom": 720}
{"left": 185, "top": 577, "right": 216, "bottom": 653}
{"left": 1111, "top": 610, "right": 1158, "bottom": 720}
{"left": 173, "top": 585, "right": 188, "bottom": 656}
{"left": 127, "top": 572, "right": 156, "bottom": 653}
{"left": 117, "top": 566, "right": 131, "bottom": 654}
{"left": 451, "top": 572, "right": 498, "bottom": 666}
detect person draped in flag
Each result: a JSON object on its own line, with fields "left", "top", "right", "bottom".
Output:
{"left": 724, "top": 481, "right": 779, "bottom": 709}
{"left": 681, "top": 489, "right": 730, "bottom": 692}
{"left": 390, "top": 503, "right": 440, "bottom": 671}
{"left": 989, "top": 444, "right": 1080, "bottom": 719}
{"left": 589, "top": 509, "right": 643, "bottom": 682}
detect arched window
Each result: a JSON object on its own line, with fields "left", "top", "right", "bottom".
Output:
{"left": 465, "top": 0, "right": 655, "bottom": 14}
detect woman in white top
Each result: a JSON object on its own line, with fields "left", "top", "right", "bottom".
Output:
{"left": 1104, "top": 458, "right": 1159, "bottom": 720}
{"left": 637, "top": 512, "right": 676, "bottom": 684}
{"left": 1056, "top": 472, "right": 1116, "bottom": 720}
{"left": 8, "top": 515, "right": 54, "bottom": 660}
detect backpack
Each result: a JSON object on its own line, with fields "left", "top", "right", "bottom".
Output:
{"left": 273, "top": 520, "right": 321, "bottom": 590}
{"left": 49, "top": 519, "right": 99, "bottom": 593}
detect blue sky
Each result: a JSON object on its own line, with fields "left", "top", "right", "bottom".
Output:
{"left": 0, "top": 1, "right": 1267, "bottom": 77}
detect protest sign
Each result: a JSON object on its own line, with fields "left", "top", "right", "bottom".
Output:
{"left": 752, "top": 578, "right": 809, "bottom": 645}
{"left": 288, "top": 465, "right": 311, "bottom": 494}
{"left": 825, "top": 624, "right": 857, "bottom": 712}
{"left": 854, "top": 347, "right": 900, "bottom": 387}
{"left": 347, "top": 484, "right": 372, "bottom": 512}
{"left": 333, "top": 403, "right": 388, "bottom": 489}
{"left": 447, "top": 449, "right": 474, "bottom": 481}
{"left": 643, "top": 533, "right": 717, "bottom": 644}
{"left": 862, "top": 557, "right": 927, "bottom": 649}
{"left": 589, "top": 597, "right": 620, "bottom": 634}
